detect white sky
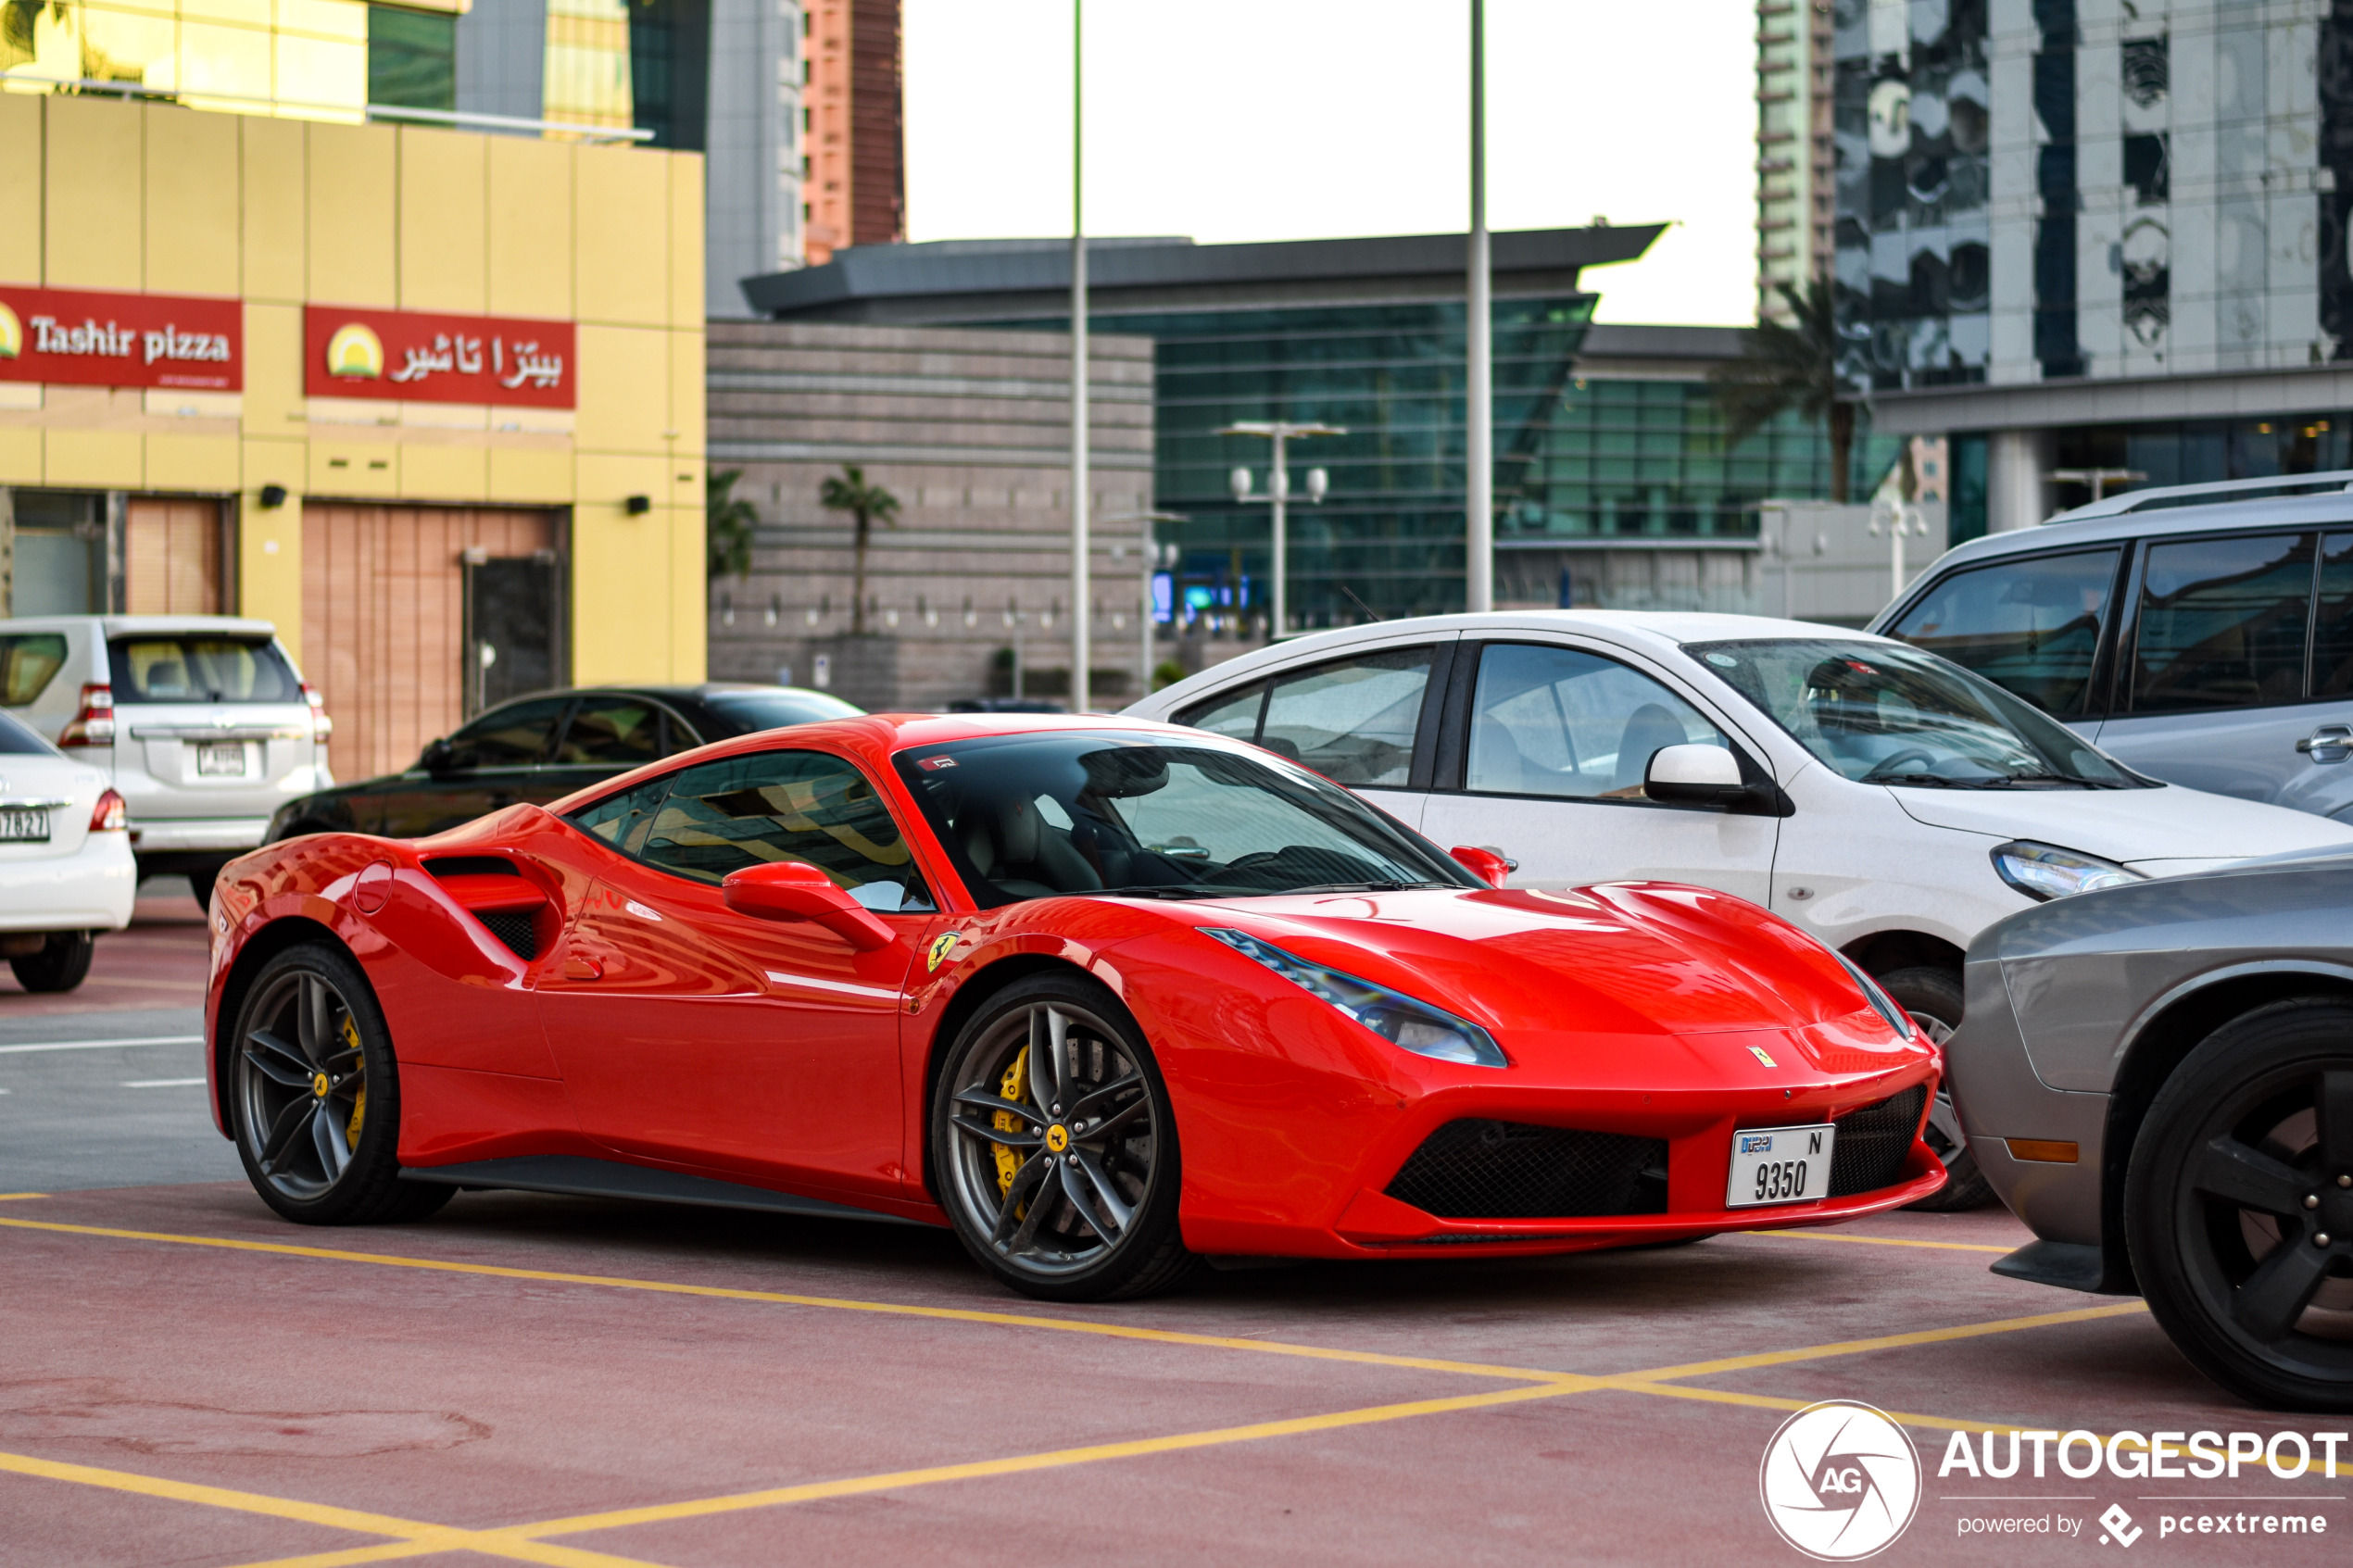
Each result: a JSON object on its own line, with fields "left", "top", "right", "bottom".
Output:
{"left": 901, "top": 0, "right": 1757, "bottom": 328}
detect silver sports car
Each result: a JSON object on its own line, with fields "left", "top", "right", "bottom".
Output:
{"left": 1950, "top": 849, "right": 2353, "bottom": 1411}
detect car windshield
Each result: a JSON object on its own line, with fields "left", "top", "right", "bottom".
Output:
{"left": 705, "top": 691, "right": 865, "bottom": 734}
{"left": 1687, "top": 638, "right": 2145, "bottom": 789}
{"left": 892, "top": 732, "right": 1480, "bottom": 907}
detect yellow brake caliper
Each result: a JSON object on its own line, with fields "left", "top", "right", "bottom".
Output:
{"left": 341, "top": 1014, "right": 367, "bottom": 1143}
{"left": 991, "top": 1046, "right": 1030, "bottom": 1202}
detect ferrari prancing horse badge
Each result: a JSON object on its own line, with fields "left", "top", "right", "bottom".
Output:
{"left": 926, "top": 932, "right": 963, "bottom": 972}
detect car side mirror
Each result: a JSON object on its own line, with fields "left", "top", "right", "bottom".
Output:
{"left": 1449, "top": 845, "right": 1515, "bottom": 889}
{"left": 722, "top": 861, "right": 898, "bottom": 950}
{"left": 420, "top": 737, "right": 458, "bottom": 774}
{"left": 1645, "top": 744, "right": 1760, "bottom": 809}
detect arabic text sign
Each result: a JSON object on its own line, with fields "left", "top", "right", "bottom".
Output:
{"left": 0, "top": 285, "right": 242, "bottom": 392}
{"left": 303, "top": 307, "right": 575, "bottom": 408}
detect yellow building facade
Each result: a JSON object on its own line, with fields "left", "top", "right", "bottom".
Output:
{"left": 0, "top": 91, "right": 706, "bottom": 780}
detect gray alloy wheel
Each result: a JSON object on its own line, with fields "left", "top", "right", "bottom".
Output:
{"left": 230, "top": 945, "right": 449, "bottom": 1225}
{"left": 1874, "top": 965, "right": 1995, "bottom": 1211}
{"left": 932, "top": 974, "right": 1198, "bottom": 1301}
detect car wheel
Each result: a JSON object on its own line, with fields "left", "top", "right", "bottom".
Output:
{"left": 1874, "top": 965, "right": 1994, "bottom": 1211}
{"left": 930, "top": 972, "right": 1200, "bottom": 1302}
{"left": 228, "top": 943, "right": 451, "bottom": 1226}
{"left": 2124, "top": 999, "right": 2353, "bottom": 1411}
{"left": 10, "top": 932, "right": 94, "bottom": 994}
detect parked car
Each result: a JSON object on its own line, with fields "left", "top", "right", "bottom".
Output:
{"left": 0, "top": 709, "right": 134, "bottom": 992}
{"left": 1874, "top": 469, "right": 2353, "bottom": 822}
{"left": 206, "top": 712, "right": 1944, "bottom": 1300}
{"left": 264, "top": 684, "right": 862, "bottom": 847}
{"left": 1947, "top": 847, "right": 2353, "bottom": 1409}
{"left": 1126, "top": 611, "right": 2353, "bottom": 1209}
{"left": 0, "top": 615, "right": 332, "bottom": 909}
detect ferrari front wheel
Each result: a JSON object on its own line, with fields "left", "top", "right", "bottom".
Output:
{"left": 229, "top": 943, "right": 450, "bottom": 1226}
{"left": 931, "top": 972, "right": 1197, "bottom": 1302}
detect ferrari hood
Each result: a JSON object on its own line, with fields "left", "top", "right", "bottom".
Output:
{"left": 1174, "top": 883, "right": 1887, "bottom": 1040}
{"left": 1886, "top": 780, "right": 2353, "bottom": 869}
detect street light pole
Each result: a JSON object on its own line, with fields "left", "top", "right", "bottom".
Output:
{"left": 1069, "top": 0, "right": 1091, "bottom": 712}
{"left": 1464, "top": 0, "right": 1493, "bottom": 613}
{"left": 1107, "top": 509, "right": 1187, "bottom": 704}
{"left": 1218, "top": 421, "right": 1343, "bottom": 638}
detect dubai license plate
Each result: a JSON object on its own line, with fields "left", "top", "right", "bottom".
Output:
{"left": 1726, "top": 1123, "right": 1836, "bottom": 1208}
{"left": 0, "top": 807, "right": 48, "bottom": 842}
{"left": 197, "top": 743, "right": 246, "bottom": 777}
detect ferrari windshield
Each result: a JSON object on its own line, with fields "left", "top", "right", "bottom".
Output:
{"left": 1688, "top": 638, "right": 2145, "bottom": 789}
{"left": 893, "top": 732, "right": 1478, "bottom": 907}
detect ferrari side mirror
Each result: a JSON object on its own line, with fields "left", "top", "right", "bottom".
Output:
{"left": 1449, "top": 845, "right": 1515, "bottom": 889}
{"left": 723, "top": 861, "right": 897, "bottom": 950}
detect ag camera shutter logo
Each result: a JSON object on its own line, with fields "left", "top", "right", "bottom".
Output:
{"left": 1758, "top": 1400, "right": 1921, "bottom": 1560}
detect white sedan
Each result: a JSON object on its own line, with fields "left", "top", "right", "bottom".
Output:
{"left": 0, "top": 710, "right": 135, "bottom": 991}
{"left": 1128, "top": 610, "right": 2353, "bottom": 1207}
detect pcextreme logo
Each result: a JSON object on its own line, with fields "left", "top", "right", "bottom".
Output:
{"left": 324, "top": 322, "right": 384, "bottom": 380}
{"left": 1759, "top": 1400, "right": 1922, "bottom": 1561}
{"left": 0, "top": 301, "right": 18, "bottom": 359}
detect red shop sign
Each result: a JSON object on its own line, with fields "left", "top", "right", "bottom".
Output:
{"left": 304, "top": 306, "right": 575, "bottom": 408}
{"left": 0, "top": 285, "right": 242, "bottom": 392}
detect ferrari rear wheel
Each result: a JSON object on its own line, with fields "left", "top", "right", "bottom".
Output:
{"left": 229, "top": 943, "right": 450, "bottom": 1226}
{"left": 931, "top": 972, "right": 1197, "bottom": 1301}
{"left": 2125, "top": 1000, "right": 2353, "bottom": 1411}
{"left": 1877, "top": 965, "right": 1994, "bottom": 1211}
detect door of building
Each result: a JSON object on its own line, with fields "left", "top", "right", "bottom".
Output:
{"left": 303, "top": 505, "right": 562, "bottom": 782}
{"left": 463, "top": 552, "right": 561, "bottom": 717}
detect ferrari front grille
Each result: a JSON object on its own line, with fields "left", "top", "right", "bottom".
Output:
{"left": 1386, "top": 1120, "right": 1667, "bottom": 1220}
{"left": 1827, "top": 1084, "right": 1928, "bottom": 1197}
{"left": 476, "top": 909, "right": 537, "bottom": 960}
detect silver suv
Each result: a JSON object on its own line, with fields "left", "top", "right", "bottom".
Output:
{"left": 1872, "top": 471, "right": 2353, "bottom": 821}
{"left": 0, "top": 616, "right": 333, "bottom": 905}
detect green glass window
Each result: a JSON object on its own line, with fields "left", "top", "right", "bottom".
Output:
{"left": 369, "top": 4, "right": 455, "bottom": 111}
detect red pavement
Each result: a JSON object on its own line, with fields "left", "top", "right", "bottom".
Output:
{"left": 0, "top": 895, "right": 209, "bottom": 1019}
{"left": 2, "top": 1182, "right": 2342, "bottom": 1566}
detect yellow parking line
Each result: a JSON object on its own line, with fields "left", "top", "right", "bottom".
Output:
{"left": 0, "top": 1216, "right": 1581, "bottom": 1386}
{"left": 1629, "top": 1300, "right": 2147, "bottom": 1383}
{"left": 1749, "top": 1227, "right": 2016, "bottom": 1255}
{"left": 0, "top": 1192, "right": 46, "bottom": 1200}
{"left": 1604, "top": 1379, "right": 2017, "bottom": 1436}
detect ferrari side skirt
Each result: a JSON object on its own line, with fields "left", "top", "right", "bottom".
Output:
{"left": 396, "top": 1155, "right": 924, "bottom": 1226}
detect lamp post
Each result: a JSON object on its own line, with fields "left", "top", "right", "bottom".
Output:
{"left": 1069, "top": 0, "right": 1090, "bottom": 711}
{"left": 1465, "top": 0, "right": 1492, "bottom": 613}
{"left": 1108, "top": 510, "right": 1187, "bottom": 703}
{"left": 1218, "top": 421, "right": 1343, "bottom": 638}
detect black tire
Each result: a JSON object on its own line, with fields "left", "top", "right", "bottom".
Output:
{"left": 1875, "top": 964, "right": 1995, "bottom": 1211}
{"left": 2124, "top": 999, "right": 2353, "bottom": 1411}
{"left": 189, "top": 863, "right": 221, "bottom": 914}
{"left": 227, "top": 942, "right": 451, "bottom": 1226}
{"left": 10, "top": 932, "right": 94, "bottom": 994}
{"left": 929, "top": 972, "right": 1200, "bottom": 1301}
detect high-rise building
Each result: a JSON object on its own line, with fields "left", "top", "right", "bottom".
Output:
{"left": 1844, "top": 2, "right": 2353, "bottom": 536}
{"left": 1755, "top": 0, "right": 1837, "bottom": 320}
{"left": 800, "top": 0, "right": 904, "bottom": 266}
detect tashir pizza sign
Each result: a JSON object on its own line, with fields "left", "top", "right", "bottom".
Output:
{"left": 305, "top": 306, "right": 574, "bottom": 408}
{"left": 0, "top": 286, "right": 242, "bottom": 391}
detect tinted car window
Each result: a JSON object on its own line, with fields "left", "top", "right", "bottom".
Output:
{"left": 566, "top": 773, "right": 671, "bottom": 858}
{"left": 635, "top": 749, "right": 934, "bottom": 911}
{"left": 2313, "top": 533, "right": 2353, "bottom": 698}
{"left": 1257, "top": 648, "right": 1432, "bottom": 784}
{"left": 556, "top": 696, "right": 664, "bottom": 765}
{"left": 109, "top": 636, "right": 300, "bottom": 703}
{"left": 442, "top": 696, "right": 570, "bottom": 769}
{"left": 702, "top": 691, "right": 863, "bottom": 734}
{"left": 1883, "top": 548, "right": 2120, "bottom": 717}
{"left": 0, "top": 633, "right": 68, "bottom": 707}
{"left": 1466, "top": 643, "right": 1727, "bottom": 798}
{"left": 2133, "top": 533, "right": 2316, "bottom": 712}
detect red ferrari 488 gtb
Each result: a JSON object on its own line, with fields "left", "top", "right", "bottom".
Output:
{"left": 205, "top": 714, "right": 1944, "bottom": 1300}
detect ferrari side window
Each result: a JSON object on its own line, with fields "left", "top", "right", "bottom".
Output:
{"left": 1465, "top": 644, "right": 1727, "bottom": 800}
{"left": 636, "top": 749, "right": 935, "bottom": 911}
{"left": 568, "top": 774, "right": 673, "bottom": 858}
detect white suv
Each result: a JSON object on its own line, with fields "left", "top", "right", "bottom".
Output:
{"left": 0, "top": 617, "right": 333, "bottom": 907}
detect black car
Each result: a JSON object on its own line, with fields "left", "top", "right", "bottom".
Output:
{"left": 264, "top": 684, "right": 863, "bottom": 843}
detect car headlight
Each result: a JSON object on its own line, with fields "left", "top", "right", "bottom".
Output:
{"left": 1834, "top": 954, "right": 1915, "bottom": 1040}
{"left": 1198, "top": 926, "right": 1508, "bottom": 1068}
{"left": 1990, "top": 840, "right": 2146, "bottom": 902}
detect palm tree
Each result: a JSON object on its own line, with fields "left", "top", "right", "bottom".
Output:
{"left": 820, "top": 465, "right": 901, "bottom": 634}
{"left": 1711, "top": 278, "right": 1861, "bottom": 502}
{"left": 707, "top": 468, "right": 756, "bottom": 583}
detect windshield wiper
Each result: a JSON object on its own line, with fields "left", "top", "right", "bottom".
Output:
{"left": 1858, "top": 771, "right": 1969, "bottom": 788}
{"left": 1089, "top": 884, "right": 1216, "bottom": 900}
{"left": 1279, "top": 880, "right": 1449, "bottom": 895}
{"left": 1957, "top": 772, "right": 2107, "bottom": 790}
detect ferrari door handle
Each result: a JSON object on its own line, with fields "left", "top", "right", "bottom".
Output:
{"left": 2296, "top": 725, "right": 2353, "bottom": 762}
{"left": 560, "top": 955, "right": 603, "bottom": 980}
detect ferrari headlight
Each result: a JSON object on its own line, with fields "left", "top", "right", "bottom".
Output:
{"left": 1990, "top": 840, "right": 2146, "bottom": 903}
{"left": 1199, "top": 926, "right": 1507, "bottom": 1068}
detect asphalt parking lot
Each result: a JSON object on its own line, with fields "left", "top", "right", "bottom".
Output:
{"left": 3, "top": 891, "right": 2347, "bottom": 1566}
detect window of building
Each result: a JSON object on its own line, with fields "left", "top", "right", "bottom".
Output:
{"left": 368, "top": 4, "right": 454, "bottom": 111}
